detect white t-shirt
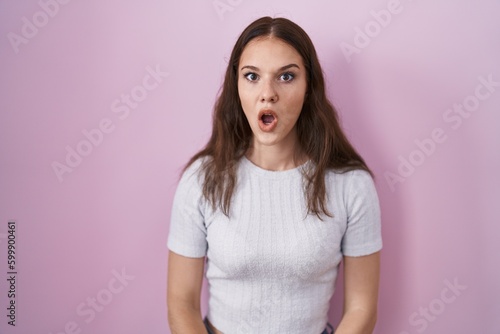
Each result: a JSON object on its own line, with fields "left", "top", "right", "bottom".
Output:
{"left": 167, "top": 156, "right": 382, "bottom": 334}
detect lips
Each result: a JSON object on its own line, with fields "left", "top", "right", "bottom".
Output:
{"left": 257, "top": 109, "right": 278, "bottom": 132}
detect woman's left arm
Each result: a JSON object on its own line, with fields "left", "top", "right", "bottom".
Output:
{"left": 334, "top": 251, "right": 381, "bottom": 334}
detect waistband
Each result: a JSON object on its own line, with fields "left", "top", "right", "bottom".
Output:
{"left": 203, "top": 316, "right": 335, "bottom": 334}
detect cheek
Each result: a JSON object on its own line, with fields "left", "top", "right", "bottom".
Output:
{"left": 237, "top": 83, "right": 252, "bottom": 108}
{"left": 238, "top": 96, "right": 250, "bottom": 118}
{"left": 237, "top": 91, "right": 252, "bottom": 122}
{"left": 283, "top": 91, "right": 306, "bottom": 115}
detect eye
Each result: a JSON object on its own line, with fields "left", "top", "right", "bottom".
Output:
{"left": 279, "top": 72, "right": 295, "bottom": 82}
{"left": 243, "top": 72, "right": 258, "bottom": 82}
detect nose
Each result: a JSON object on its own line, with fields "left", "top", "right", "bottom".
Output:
{"left": 260, "top": 80, "right": 278, "bottom": 103}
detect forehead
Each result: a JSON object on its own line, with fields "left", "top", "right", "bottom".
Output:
{"left": 239, "top": 37, "right": 304, "bottom": 69}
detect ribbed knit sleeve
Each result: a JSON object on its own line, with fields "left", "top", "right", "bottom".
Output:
{"left": 341, "top": 170, "right": 383, "bottom": 257}
{"left": 167, "top": 159, "right": 208, "bottom": 258}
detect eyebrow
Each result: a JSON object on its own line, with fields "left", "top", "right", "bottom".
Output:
{"left": 240, "top": 63, "right": 300, "bottom": 72}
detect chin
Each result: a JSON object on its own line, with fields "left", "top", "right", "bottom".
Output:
{"left": 253, "top": 134, "right": 282, "bottom": 147}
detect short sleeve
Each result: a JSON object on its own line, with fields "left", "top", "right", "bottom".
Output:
{"left": 341, "top": 170, "right": 383, "bottom": 257}
{"left": 167, "top": 160, "right": 208, "bottom": 258}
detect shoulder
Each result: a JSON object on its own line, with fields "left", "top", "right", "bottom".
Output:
{"left": 344, "top": 169, "right": 375, "bottom": 191}
{"left": 175, "top": 157, "right": 209, "bottom": 197}
{"left": 325, "top": 168, "right": 379, "bottom": 209}
{"left": 179, "top": 156, "right": 209, "bottom": 184}
{"left": 325, "top": 168, "right": 375, "bottom": 191}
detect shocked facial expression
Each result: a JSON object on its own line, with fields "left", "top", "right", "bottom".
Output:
{"left": 237, "top": 37, "right": 308, "bottom": 150}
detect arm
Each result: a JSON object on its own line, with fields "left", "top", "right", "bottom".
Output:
{"left": 167, "top": 250, "right": 208, "bottom": 334}
{"left": 334, "top": 251, "right": 381, "bottom": 334}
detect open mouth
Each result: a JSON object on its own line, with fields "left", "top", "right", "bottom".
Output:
{"left": 258, "top": 110, "right": 278, "bottom": 132}
{"left": 261, "top": 113, "right": 275, "bottom": 125}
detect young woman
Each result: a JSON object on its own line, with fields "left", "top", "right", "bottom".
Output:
{"left": 167, "top": 16, "right": 382, "bottom": 334}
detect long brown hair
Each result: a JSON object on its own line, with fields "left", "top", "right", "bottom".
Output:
{"left": 185, "top": 16, "right": 372, "bottom": 218}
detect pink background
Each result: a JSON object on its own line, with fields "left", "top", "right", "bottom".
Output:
{"left": 1, "top": 1, "right": 499, "bottom": 333}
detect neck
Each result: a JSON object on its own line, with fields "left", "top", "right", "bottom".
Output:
{"left": 246, "top": 133, "right": 306, "bottom": 171}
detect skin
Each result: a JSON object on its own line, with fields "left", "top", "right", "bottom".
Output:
{"left": 167, "top": 252, "right": 206, "bottom": 334}
{"left": 238, "top": 36, "right": 308, "bottom": 171}
{"left": 337, "top": 252, "right": 380, "bottom": 333}
{"left": 167, "top": 36, "right": 380, "bottom": 334}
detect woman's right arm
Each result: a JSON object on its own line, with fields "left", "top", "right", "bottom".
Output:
{"left": 167, "top": 250, "right": 208, "bottom": 334}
